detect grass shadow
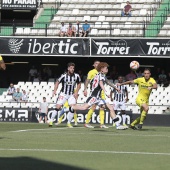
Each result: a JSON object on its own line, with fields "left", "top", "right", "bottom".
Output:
{"left": 0, "top": 157, "right": 90, "bottom": 170}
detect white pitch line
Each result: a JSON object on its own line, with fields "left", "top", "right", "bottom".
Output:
{"left": 0, "top": 148, "right": 170, "bottom": 156}
{"left": 28, "top": 131, "right": 170, "bottom": 138}
{"left": 11, "top": 128, "right": 170, "bottom": 138}
{"left": 11, "top": 127, "right": 84, "bottom": 132}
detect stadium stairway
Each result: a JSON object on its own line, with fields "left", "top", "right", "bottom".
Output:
{"left": 145, "top": 0, "right": 170, "bottom": 37}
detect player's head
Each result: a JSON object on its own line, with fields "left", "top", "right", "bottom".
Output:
{"left": 0, "top": 55, "right": 6, "bottom": 70}
{"left": 118, "top": 76, "right": 124, "bottom": 83}
{"left": 67, "top": 62, "right": 75, "bottom": 74}
{"left": 43, "top": 97, "right": 46, "bottom": 101}
{"left": 143, "top": 68, "right": 151, "bottom": 80}
{"left": 93, "top": 60, "right": 100, "bottom": 69}
{"left": 96, "top": 62, "right": 109, "bottom": 74}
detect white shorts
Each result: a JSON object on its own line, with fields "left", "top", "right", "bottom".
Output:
{"left": 86, "top": 96, "right": 110, "bottom": 107}
{"left": 113, "top": 100, "right": 126, "bottom": 110}
{"left": 56, "top": 92, "right": 76, "bottom": 106}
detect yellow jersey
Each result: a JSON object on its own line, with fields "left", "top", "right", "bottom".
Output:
{"left": 87, "top": 69, "right": 98, "bottom": 80}
{"left": 134, "top": 77, "right": 156, "bottom": 101}
{"left": 0, "top": 56, "right": 3, "bottom": 61}
{"left": 87, "top": 68, "right": 105, "bottom": 99}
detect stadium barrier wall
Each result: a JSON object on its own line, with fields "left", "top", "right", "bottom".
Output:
{"left": 0, "top": 37, "right": 170, "bottom": 57}
{"left": 0, "top": 108, "right": 170, "bottom": 126}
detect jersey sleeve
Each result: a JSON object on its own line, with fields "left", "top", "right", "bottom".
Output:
{"left": 76, "top": 74, "right": 81, "bottom": 83}
{"left": 0, "top": 56, "right": 3, "bottom": 61}
{"left": 99, "top": 73, "right": 105, "bottom": 82}
{"left": 151, "top": 78, "right": 156, "bottom": 84}
{"left": 133, "top": 78, "right": 140, "bottom": 84}
{"left": 87, "top": 70, "right": 93, "bottom": 80}
{"left": 57, "top": 74, "right": 64, "bottom": 83}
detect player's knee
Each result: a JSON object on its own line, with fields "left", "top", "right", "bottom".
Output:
{"left": 91, "top": 105, "right": 96, "bottom": 110}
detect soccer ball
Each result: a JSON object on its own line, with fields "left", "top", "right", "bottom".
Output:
{"left": 130, "top": 61, "right": 140, "bottom": 71}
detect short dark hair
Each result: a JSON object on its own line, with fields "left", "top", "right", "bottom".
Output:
{"left": 144, "top": 68, "right": 151, "bottom": 72}
{"left": 43, "top": 97, "right": 46, "bottom": 99}
{"left": 67, "top": 62, "right": 75, "bottom": 67}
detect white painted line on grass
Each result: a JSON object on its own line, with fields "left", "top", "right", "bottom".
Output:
{"left": 11, "top": 127, "right": 84, "bottom": 132}
{"left": 0, "top": 148, "right": 170, "bottom": 156}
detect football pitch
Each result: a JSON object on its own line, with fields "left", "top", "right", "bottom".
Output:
{"left": 0, "top": 122, "right": 170, "bottom": 170}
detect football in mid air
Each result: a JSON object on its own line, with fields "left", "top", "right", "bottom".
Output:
{"left": 130, "top": 61, "right": 140, "bottom": 71}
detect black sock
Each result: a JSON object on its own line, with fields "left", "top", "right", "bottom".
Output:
{"left": 113, "top": 117, "right": 119, "bottom": 123}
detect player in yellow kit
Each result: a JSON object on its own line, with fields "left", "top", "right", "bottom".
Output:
{"left": 84, "top": 60, "right": 108, "bottom": 128}
{"left": 118, "top": 68, "right": 157, "bottom": 129}
{"left": 0, "top": 55, "right": 6, "bottom": 70}
{"left": 55, "top": 100, "right": 78, "bottom": 126}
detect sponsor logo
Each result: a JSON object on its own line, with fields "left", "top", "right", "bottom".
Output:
{"left": 2, "top": 0, "right": 37, "bottom": 8}
{"left": 27, "top": 39, "right": 79, "bottom": 54}
{"left": 8, "top": 39, "right": 24, "bottom": 53}
{"left": 95, "top": 40, "right": 130, "bottom": 55}
{"left": 147, "top": 41, "right": 170, "bottom": 55}
{"left": 0, "top": 109, "right": 29, "bottom": 121}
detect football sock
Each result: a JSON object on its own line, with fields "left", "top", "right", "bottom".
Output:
{"left": 131, "top": 117, "right": 140, "bottom": 126}
{"left": 99, "top": 109, "right": 104, "bottom": 125}
{"left": 51, "top": 110, "right": 58, "bottom": 120}
{"left": 115, "top": 115, "right": 120, "bottom": 126}
{"left": 113, "top": 117, "right": 119, "bottom": 123}
{"left": 85, "top": 109, "right": 94, "bottom": 124}
{"left": 59, "top": 107, "right": 65, "bottom": 118}
{"left": 67, "top": 112, "right": 74, "bottom": 123}
{"left": 74, "top": 113, "right": 77, "bottom": 123}
{"left": 139, "top": 110, "right": 147, "bottom": 124}
{"left": 122, "top": 114, "right": 126, "bottom": 125}
{"left": 58, "top": 115, "right": 64, "bottom": 123}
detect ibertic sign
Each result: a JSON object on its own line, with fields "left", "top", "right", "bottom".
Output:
{"left": 0, "top": 38, "right": 84, "bottom": 55}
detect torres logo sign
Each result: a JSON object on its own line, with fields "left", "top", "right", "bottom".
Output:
{"left": 93, "top": 39, "right": 130, "bottom": 55}
{"left": 146, "top": 41, "right": 170, "bottom": 55}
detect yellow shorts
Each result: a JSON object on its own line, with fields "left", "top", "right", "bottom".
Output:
{"left": 136, "top": 98, "right": 149, "bottom": 107}
{"left": 100, "top": 90, "right": 106, "bottom": 100}
{"left": 63, "top": 101, "right": 69, "bottom": 108}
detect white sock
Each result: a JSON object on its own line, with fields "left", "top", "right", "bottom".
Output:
{"left": 122, "top": 114, "right": 126, "bottom": 124}
{"left": 51, "top": 110, "right": 58, "bottom": 121}
{"left": 67, "top": 112, "right": 74, "bottom": 123}
{"left": 115, "top": 116, "right": 120, "bottom": 127}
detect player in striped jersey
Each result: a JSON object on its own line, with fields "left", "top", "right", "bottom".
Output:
{"left": 49, "top": 62, "right": 81, "bottom": 128}
{"left": 0, "top": 55, "right": 6, "bottom": 70}
{"left": 84, "top": 60, "right": 108, "bottom": 128}
{"left": 69, "top": 62, "right": 127, "bottom": 130}
{"left": 110, "top": 76, "right": 129, "bottom": 128}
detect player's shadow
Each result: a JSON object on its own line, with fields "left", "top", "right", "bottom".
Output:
{"left": 0, "top": 157, "right": 90, "bottom": 170}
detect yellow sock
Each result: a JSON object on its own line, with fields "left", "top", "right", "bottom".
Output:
{"left": 99, "top": 109, "right": 104, "bottom": 125}
{"left": 139, "top": 110, "right": 147, "bottom": 124}
{"left": 85, "top": 109, "right": 94, "bottom": 124}
{"left": 74, "top": 112, "right": 77, "bottom": 123}
{"left": 131, "top": 117, "right": 140, "bottom": 126}
{"left": 59, "top": 115, "right": 64, "bottom": 123}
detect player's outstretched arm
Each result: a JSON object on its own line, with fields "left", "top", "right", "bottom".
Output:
{"left": 84, "top": 79, "right": 90, "bottom": 96}
{"left": 105, "top": 78, "right": 120, "bottom": 92}
{"left": 53, "top": 81, "right": 59, "bottom": 97}
{"left": 119, "top": 80, "right": 134, "bottom": 86}
{"left": 0, "top": 60, "right": 6, "bottom": 70}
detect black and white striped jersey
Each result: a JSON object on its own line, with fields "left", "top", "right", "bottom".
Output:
{"left": 111, "top": 85, "right": 128, "bottom": 102}
{"left": 90, "top": 72, "right": 105, "bottom": 98}
{"left": 57, "top": 72, "right": 81, "bottom": 95}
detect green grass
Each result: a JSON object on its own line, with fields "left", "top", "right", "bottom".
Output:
{"left": 0, "top": 122, "right": 170, "bottom": 170}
